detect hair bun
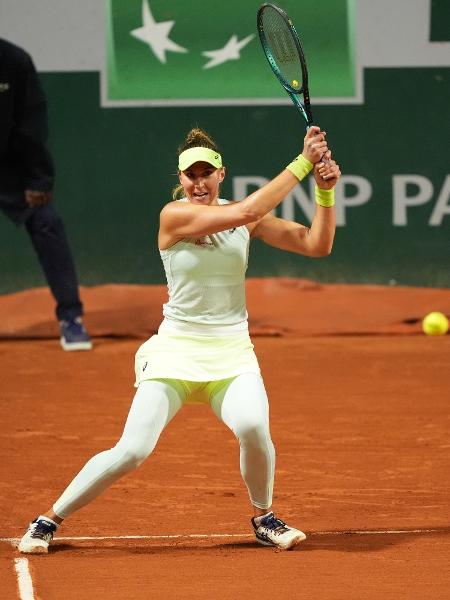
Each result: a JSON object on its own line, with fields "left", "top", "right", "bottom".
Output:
{"left": 179, "top": 127, "right": 219, "bottom": 153}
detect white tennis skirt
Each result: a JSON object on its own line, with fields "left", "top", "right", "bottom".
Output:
{"left": 134, "top": 319, "right": 260, "bottom": 386}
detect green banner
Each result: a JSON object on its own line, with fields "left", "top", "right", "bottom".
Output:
{"left": 430, "top": 0, "right": 450, "bottom": 41}
{"left": 106, "top": 0, "right": 355, "bottom": 103}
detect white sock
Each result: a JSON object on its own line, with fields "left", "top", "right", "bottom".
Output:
{"left": 37, "top": 515, "right": 59, "bottom": 528}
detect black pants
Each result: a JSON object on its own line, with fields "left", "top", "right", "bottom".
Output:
{"left": 1, "top": 198, "right": 83, "bottom": 321}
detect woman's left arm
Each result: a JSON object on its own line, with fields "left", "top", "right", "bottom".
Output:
{"left": 250, "top": 151, "right": 341, "bottom": 257}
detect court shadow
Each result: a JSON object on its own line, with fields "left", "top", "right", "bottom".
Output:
{"left": 48, "top": 528, "right": 450, "bottom": 556}
{"left": 300, "top": 527, "right": 450, "bottom": 553}
{"left": 50, "top": 539, "right": 258, "bottom": 555}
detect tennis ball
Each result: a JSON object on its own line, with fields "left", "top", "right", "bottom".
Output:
{"left": 422, "top": 311, "right": 449, "bottom": 336}
{"left": 292, "top": 79, "right": 299, "bottom": 87}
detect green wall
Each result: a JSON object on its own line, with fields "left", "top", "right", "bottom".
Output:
{"left": 0, "top": 67, "right": 449, "bottom": 292}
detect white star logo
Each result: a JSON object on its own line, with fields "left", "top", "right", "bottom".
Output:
{"left": 130, "top": 0, "right": 187, "bottom": 64}
{"left": 202, "top": 34, "right": 255, "bottom": 70}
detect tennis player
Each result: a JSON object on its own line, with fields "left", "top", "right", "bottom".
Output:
{"left": 18, "top": 125, "right": 340, "bottom": 553}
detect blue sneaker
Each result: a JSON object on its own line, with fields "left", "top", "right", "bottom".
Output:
{"left": 60, "top": 317, "right": 92, "bottom": 351}
{"left": 18, "top": 518, "right": 57, "bottom": 554}
{"left": 251, "top": 512, "right": 306, "bottom": 550}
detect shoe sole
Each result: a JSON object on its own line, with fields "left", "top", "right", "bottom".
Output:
{"left": 18, "top": 544, "right": 48, "bottom": 554}
{"left": 60, "top": 339, "right": 93, "bottom": 351}
{"left": 255, "top": 531, "right": 306, "bottom": 550}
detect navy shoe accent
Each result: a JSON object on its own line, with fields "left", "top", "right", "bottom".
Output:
{"left": 251, "top": 512, "right": 306, "bottom": 550}
{"left": 60, "top": 317, "right": 92, "bottom": 351}
{"left": 18, "top": 518, "right": 57, "bottom": 553}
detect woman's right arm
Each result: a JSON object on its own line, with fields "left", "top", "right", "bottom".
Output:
{"left": 159, "top": 127, "right": 327, "bottom": 243}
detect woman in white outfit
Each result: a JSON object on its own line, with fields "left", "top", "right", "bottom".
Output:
{"left": 19, "top": 125, "right": 340, "bottom": 553}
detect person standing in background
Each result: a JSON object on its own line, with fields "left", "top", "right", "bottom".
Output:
{"left": 0, "top": 38, "right": 91, "bottom": 350}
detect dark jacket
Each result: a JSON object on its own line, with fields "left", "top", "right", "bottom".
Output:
{"left": 0, "top": 38, "right": 54, "bottom": 194}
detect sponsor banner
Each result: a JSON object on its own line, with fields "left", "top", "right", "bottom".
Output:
{"left": 106, "top": 0, "right": 355, "bottom": 104}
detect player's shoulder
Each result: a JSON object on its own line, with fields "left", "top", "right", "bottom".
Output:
{"left": 160, "top": 198, "right": 189, "bottom": 219}
{"left": 161, "top": 198, "right": 187, "bottom": 210}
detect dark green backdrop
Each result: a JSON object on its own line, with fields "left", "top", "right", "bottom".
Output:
{"left": 0, "top": 67, "right": 449, "bottom": 293}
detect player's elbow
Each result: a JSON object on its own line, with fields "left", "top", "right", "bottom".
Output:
{"left": 304, "top": 230, "right": 334, "bottom": 257}
{"left": 308, "top": 239, "right": 334, "bottom": 257}
{"left": 237, "top": 197, "right": 270, "bottom": 223}
{"left": 316, "top": 245, "right": 333, "bottom": 257}
{"left": 238, "top": 204, "right": 265, "bottom": 224}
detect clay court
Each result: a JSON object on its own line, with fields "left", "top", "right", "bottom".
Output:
{"left": 1, "top": 279, "right": 449, "bottom": 599}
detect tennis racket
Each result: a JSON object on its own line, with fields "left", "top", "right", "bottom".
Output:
{"left": 257, "top": 3, "right": 313, "bottom": 129}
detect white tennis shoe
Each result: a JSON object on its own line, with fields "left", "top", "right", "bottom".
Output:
{"left": 18, "top": 518, "right": 57, "bottom": 554}
{"left": 252, "top": 512, "right": 306, "bottom": 550}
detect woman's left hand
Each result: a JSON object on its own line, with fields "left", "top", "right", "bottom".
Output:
{"left": 314, "top": 151, "right": 341, "bottom": 190}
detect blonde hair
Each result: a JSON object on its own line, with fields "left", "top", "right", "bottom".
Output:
{"left": 172, "top": 127, "right": 221, "bottom": 200}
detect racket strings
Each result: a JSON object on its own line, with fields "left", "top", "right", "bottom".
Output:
{"left": 267, "top": 28, "right": 297, "bottom": 64}
{"left": 261, "top": 9, "right": 303, "bottom": 88}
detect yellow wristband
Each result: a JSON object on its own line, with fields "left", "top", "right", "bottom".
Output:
{"left": 315, "top": 186, "right": 335, "bottom": 207}
{"left": 286, "top": 154, "right": 313, "bottom": 181}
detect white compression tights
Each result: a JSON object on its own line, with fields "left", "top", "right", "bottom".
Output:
{"left": 53, "top": 373, "right": 275, "bottom": 518}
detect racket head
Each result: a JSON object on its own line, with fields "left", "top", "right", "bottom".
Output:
{"left": 257, "top": 2, "right": 313, "bottom": 127}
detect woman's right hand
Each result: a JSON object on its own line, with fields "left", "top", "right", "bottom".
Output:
{"left": 301, "top": 126, "right": 328, "bottom": 164}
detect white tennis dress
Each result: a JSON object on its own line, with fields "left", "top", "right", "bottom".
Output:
{"left": 134, "top": 199, "right": 261, "bottom": 386}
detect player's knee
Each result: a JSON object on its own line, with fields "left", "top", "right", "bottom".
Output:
{"left": 236, "top": 421, "right": 271, "bottom": 448}
{"left": 115, "top": 443, "right": 154, "bottom": 471}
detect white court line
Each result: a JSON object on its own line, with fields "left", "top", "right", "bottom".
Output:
{"left": 1, "top": 527, "right": 446, "bottom": 545}
{"left": 14, "top": 558, "right": 35, "bottom": 600}
{"left": 4, "top": 529, "right": 445, "bottom": 600}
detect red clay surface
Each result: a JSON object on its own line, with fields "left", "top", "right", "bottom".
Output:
{"left": 1, "top": 280, "right": 449, "bottom": 599}
{"left": 1, "top": 278, "right": 449, "bottom": 338}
